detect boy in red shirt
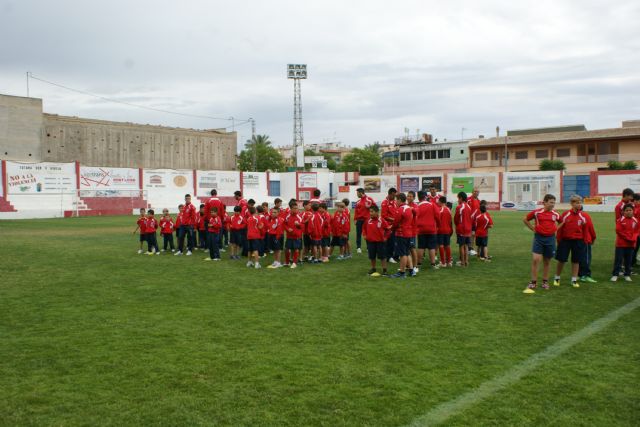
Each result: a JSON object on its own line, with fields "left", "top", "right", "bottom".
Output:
{"left": 197, "top": 204, "right": 207, "bottom": 250}
{"left": 390, "top": 193, "right": 414, "bottom": 278}
{"left": 363, "top": 205, "right": 390, "bottom": 277}
{"left": 522, "top": 194, "right": 561, "bottom": 293}
{"left": 284, "top": 202, "right": 304, "bottom": 268}
{"left": 416, "top": 190, "right": 440, "bottom": 270}
{"left": 342, "top": 198, "right": 353, "bottom": 258}
{"left": 331, "top": 202, "right": 350, "bottom": 260}
{"left": 257, "top": 205, "right": 269, "bottom": 258}
{"left": 266, "top": 207, "right": 285, "bottom": 268}
{"left": 611, "top": 203, "right": 638, "bottom": 281}
{"left": 159, "top": 208, "right": 175, "bottom": 252}
{"left": 319, "top": 203, "right": 332, "bottom": 262}
{"left": 308, "top": 203, "right": 324, "bottom": 263}
{"left": 145, "top": 209, "right": 160, "bottom": 255}
{"left": 354, "top": 188, "right": 376, "bottom": 253}
{"left": 615, "top": 188, "right": 635, "bottom": 221}
{"left": 406, "top": 191, "right": 419, "bottom": 275}
{"left": 204, "top": 207, "right": 222, "bottom": 261}
{"left": 229, "top": 205, "right": 246, "bottom": 260}
{"left": 437, "top": 197, "right": 453, "bottom": 267}
{"left": 302, "top": 201, "right": 313, "bottom": 262}
{"left": 246, "top": 206, "right": 264, "bottom": 268}
{"left": 474, "top": 203, "right": 493, "bottom": 261}
{"left": 381, "top": 188, "right": 398, "bottom": 264}
{"left": 133, "top": 208, "right": 147, "bottom": 254}
{"left": 454, "top": 192, "right": 472, "bottom": 267}
{"left": 578, "top": 207, "right": 597, "bottom": 283}
{"left": 176, "top": 194, "right": 197, "bottom": 256}
{"left": 554, "top": 195, "right": 588, "bottom": 289}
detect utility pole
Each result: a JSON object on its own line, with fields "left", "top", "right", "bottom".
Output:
{"left": 251, "top": 118, "right": 257, "bottom": 171}
{"left": 287, "top": 64, "right": 307, "bottom": 169}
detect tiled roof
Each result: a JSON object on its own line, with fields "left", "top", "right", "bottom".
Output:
{"left": 469, "top": 126, "right": 640, "bottom": 148}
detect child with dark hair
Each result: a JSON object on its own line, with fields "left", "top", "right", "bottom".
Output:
{"left": 474, "top": 204, "right": 493, "bottom": 261}
{"left": 246, "top": 206, "right": 263, "bottom": 268}
{"left": 197, "top": 204, "right": 207, "bottom": 250}
{"left": 133, "top": 208, "right": 147, "bottom": 254}
{"left": 437, "top": 196, "right": 453, "bottom": 267}
{"left": 204, "top": 207, "right": 222, "bottom": 261}
{"left": 159, "top": 208, "right": 175, "bottom": 252}
{"left": 229, "top": 205, "right": 246, "bottom": 260}
{"left": 145, "top": 209, "right": 160, "bottom": 255}
{"left": 611, "top": 203, "right": 638, "bottom": 282}
{"left": 454, "top": 192, "right": 472, "bottom": 267}
{"left": 341, "top": 198, "right": 352, "bottom": 258}
{"left": 363, "top": 205, "right": 390, "bottom": 277}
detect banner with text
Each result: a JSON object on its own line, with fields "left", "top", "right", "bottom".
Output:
{"left": 6, "top": 161, "right": 76, "bottom": 194}
{"left": 79, "top": 166, "right": 139, "bottom": 196}
{"left": 196, "top": 170, "right": 240, "bottom": 196}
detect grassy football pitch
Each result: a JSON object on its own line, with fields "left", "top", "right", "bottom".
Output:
{"left": 1, "top": 211, "right": 639, "bottom": 426}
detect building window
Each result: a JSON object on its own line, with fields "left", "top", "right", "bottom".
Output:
{"left": 412, "top": 151, "right": 423, "bottom": 160}
{"left": 515, "top": 150, "right": 528, "bottom": 160}
{"left": 460, "top": 150, "right": 464, "bottom": 154}
{"left": 556, "top": 148, "right": 571, "bottom": 158}
{"left": 424, "top": 150, "right": 434, "bottom": 160}
{"left": 535, "top": 149, "right": 549, "bottom": 159}
{"left": 438, "top": 149, "right": 450, "bottom": 159}
{"left": 492, "top": 151, "right": 501, "bottom": 160}
{"left": 474, "top": 152, "right": 488, "bottom": 161}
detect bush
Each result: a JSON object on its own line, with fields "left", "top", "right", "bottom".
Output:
{"left": 608, "top": 160, "right": 623, "bottom": 170}
{"left": 539, "top": 159, "right": 565, "bottom": 171}
{"left": 623, "top": 160, "right": 638, "bottom": 170}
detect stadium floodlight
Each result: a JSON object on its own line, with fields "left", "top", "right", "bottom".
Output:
{"left": 287, "top": 64, "right": 307, "bottom": 168}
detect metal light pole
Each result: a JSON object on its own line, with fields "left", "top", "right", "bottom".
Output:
{"left": 250, "top": 118, "right": 257, "bottom": 171}
{"left": 287, "top": 64, "right": 307, "bottom": 169}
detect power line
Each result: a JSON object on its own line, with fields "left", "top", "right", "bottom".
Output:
{"left": 27, "top": 72, "right": 250, "bottom": 129}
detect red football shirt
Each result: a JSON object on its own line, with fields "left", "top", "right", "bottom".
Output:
{"left": 525, "top": 208, "right": 560, "bottom": 236}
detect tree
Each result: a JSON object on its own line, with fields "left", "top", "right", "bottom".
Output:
{"left": 237, "top": 134, "right": 285, "bottom": 172}
{"left": 338, "top": 148, "right": 382, "bottom": 175}
{"left": 539, "top": 159, "right": 566, "bottom": 171}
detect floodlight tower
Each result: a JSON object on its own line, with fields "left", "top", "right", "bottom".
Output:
{"left": 287, "top": 64, "right": 307, "bottom": 168}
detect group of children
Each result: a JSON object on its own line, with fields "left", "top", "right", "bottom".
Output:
{"left": 356, "top": 187, "right": 493, "bottom": 278}
{"left": 524, "top": 188, "right": 640, "bottom": 294}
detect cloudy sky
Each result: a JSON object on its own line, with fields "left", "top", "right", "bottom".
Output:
{"left": 1, "top": 0, "right": 639, "bottom": 150}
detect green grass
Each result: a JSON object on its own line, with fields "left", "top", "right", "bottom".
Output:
{"left": 0, "top": 212, "right": 639, "bottom": 426}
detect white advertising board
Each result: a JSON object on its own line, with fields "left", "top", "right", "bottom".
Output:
{"left": 6, "top": 161, "right": 76, "bottom": 195}
{"left": 196, "top": 170, "right": 240, "bottom": 196}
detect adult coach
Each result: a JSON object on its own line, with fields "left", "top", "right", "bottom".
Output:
{"left": 354, "top": 188, "right": 376, "bottom": 253}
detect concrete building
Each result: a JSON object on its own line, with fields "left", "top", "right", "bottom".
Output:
{"left": 468, "top": 122, "right": 640, "bottom": 174}
{"left": 1, "top": 93, "right": 237, "bottom": 170}
{"left": 385, "top": 138, "right": 469, "bottom": 174}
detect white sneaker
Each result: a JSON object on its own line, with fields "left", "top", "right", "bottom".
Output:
{"left": 610, "top": 276, "right": 618, "bottom": 282}
{"left": 160, "top": 249, "right": 165, "bottom": 252}
{"left": 255, "top": 263, "right": 262, "bottom": 269}
{"left": 388, "top": 258, "right": 397, "bottom": 264}
{"left": 213, "top": 258, "right": 220, "bottom": 261}
{"left": 290, "top": 263, "right": 297, "bottom": 269}
{"left": 414, "top": 267, "right": 419, "bottom": 274}
{"left": 203, "top": 258, "right": 212, "bottom": 261}
{"left": 357, "top": 248, "right": 362, "bottom": 254}
{"left": 174, "top": 251, "right": 182, "bottom": 256}
{"left": 220, "top": 248, "right": 226, "bottom": 252}
{"left": 155, "top": 252, "right": 160, "bottom": 255}
{"left": 246, "top": 261, "right": 254, "bottom": 267}
{"left": 186, "top": 251, "right": 192, "bottom": 256}
{"left": 625, "top": 276, "right": 632, "bottom": 282}
{"left": 138, "top": 249, "right": 143, "bottom": 254}
{"left": 171, "top": 249, "right": 176, "bottom": 252}
{"left": 469, "top": 249, "right": 477, "bottom": 256}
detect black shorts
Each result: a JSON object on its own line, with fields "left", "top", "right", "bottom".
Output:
{"left": 311, "top": 239, "right": 322, "bottom": 247}
{"left": 409, "top": 236, "right": 416, "bottom": 249}
{"left": 456, "top": 235, "right": 471, "bottom": 246}
{"left": 230, "top": 230, "right": 244, "bottom": 245}
{"left": 366, "top": 241, "right": 386, "bottom": 260}
{"left": 286, "top": 238, "right": 302, "bottom": 250}
{"left": 331, "top": 236, "right": 345, "bottom": 247}
{"left": 475, "top": 236, "right": 488, "bottom": 247}
{"left": 247, "top": 238, "right": 261, "bottom": 252}
{"left": 418, "top": 234, "right": 438, "bottom": 250}
{"left": 395, "top": 237, "right": 411, "bottom": 257}
{"left": 321, "top": 237, "right": 331, "bottom": 247}
{"left": 139, "top": 234, "right": 147, "bottom": 242}
{"left": 437, "top": 234, "right": 451, "bottom": 246}
{"left": 268, "top": 235, "right": 283, "bottom": 251}
{"left": 303, "top": 234, "right": 312, "bottom": 247}
{"left": 555, "top": 239, "right": 586, "bottom": 264}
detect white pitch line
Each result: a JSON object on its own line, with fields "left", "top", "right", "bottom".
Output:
{"left": 406, "top": 296, "right": 640, "bottom": 427}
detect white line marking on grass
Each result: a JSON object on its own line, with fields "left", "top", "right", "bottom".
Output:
{"left": 406, "top": 296, "right": 640, "bottom": 427}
